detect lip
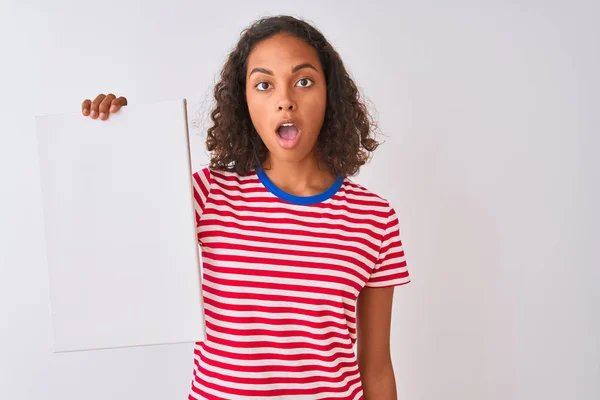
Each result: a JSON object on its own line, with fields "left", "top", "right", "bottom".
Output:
{"left": 275, "top": 118, "right": 298, "bottom": 131}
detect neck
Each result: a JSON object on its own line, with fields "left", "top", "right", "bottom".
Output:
{"left": 261, "top": 152, "right": 337, "bottom": 197}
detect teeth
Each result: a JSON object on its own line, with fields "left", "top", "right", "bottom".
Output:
{"left": 281, "top": 123, "right": 294, "bottom": 127}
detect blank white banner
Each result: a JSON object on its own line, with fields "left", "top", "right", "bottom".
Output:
{"left": 35, "top": 98, "right": 205, "bottom": 353}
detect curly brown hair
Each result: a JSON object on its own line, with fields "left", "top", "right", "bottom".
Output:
{"left": 206, "top": 15, "right": 380, "bottom": 177}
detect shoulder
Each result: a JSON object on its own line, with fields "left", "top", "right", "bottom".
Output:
{"left": 192, "top": 167, "right": 212, "bottom": 183}
{"left": 343, "top": 178, "right": 404, "bottom": 245}
{"left": 192, "top": 167, "right": 258, "bottom": 189}
{"left": 342, "top": 176, "right": 395, "bottom": 216}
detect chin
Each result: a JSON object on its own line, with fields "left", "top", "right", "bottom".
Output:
{"left": 269, "top": 148, "right": 313, "bottom": 164}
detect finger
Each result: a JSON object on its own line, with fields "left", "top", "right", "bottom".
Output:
{"left": 90, "top": 94, "right": 106, "bottom": 119}
{"left": 109, "top": 96, "right": 128, "bottom": 113}
{"left": 82, "top": 99, "right": 91, "bottom": 116}
{"left": 99, "top": 93, "right": 117, "bottom": 120}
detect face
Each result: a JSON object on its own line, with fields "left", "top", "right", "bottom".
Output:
{"left": 245, "top": 32, "right": 327, "bottom": 165}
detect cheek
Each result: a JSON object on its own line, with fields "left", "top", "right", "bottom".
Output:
{"left": 246, "top": 92, "right": 275, "bottom": 147}
{"left": 304, "top": 87, "right": 327, "bottom": 128}
{"left": 308, "top": 85, "right": 327, "bottom": 115}
{"left": 246, "top": 92, "right": 268, "bottom": 128}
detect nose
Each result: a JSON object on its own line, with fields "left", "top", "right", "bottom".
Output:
{"left": 275, "top": 88, "right": 297, "bottom": 111}
{"left": 278, "top": 103, "right": 295, "bottom": 111}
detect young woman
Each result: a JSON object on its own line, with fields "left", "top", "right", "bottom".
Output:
{"left": 82, "top": 15, "right": 410, "bottom": 400}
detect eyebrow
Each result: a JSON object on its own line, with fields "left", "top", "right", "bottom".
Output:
{"left": 248, "top": 63, "right": 319, "bottom": 77}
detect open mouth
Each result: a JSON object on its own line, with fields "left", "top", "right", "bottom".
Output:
{"left": 276, "top": 123, "right": 300, "bottom": 141}
{"left": 275, "top": 119, "right": 302, "bottom": 149}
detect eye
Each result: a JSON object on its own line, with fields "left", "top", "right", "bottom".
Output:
{"left": 255, "top": 82, "right": 271, "bottom": 91}
{"left": 296, "top": 78, "right": 314, "bottom": 88}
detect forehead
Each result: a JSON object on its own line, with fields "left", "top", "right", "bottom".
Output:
{"left": 246, "top": 33, "right": 321, "bottom": 70}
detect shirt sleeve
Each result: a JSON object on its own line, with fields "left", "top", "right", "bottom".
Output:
{"left": 191, "top": 167, "right": 212, "bottom": 232}
{"left": 365, "top": 205, "right": 411, "bottom": 288}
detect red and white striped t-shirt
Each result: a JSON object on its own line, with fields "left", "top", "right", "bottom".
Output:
{"left": 188, "top": 167, "right": 410, "bottom": 400}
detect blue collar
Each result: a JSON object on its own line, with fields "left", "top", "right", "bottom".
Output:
{"left": 256, "top": 167, "right": 344, "bottom": 205}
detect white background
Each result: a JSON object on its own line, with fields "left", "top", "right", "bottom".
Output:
{"left": 1, "top": 0, "right": 598, "bottom": 399}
